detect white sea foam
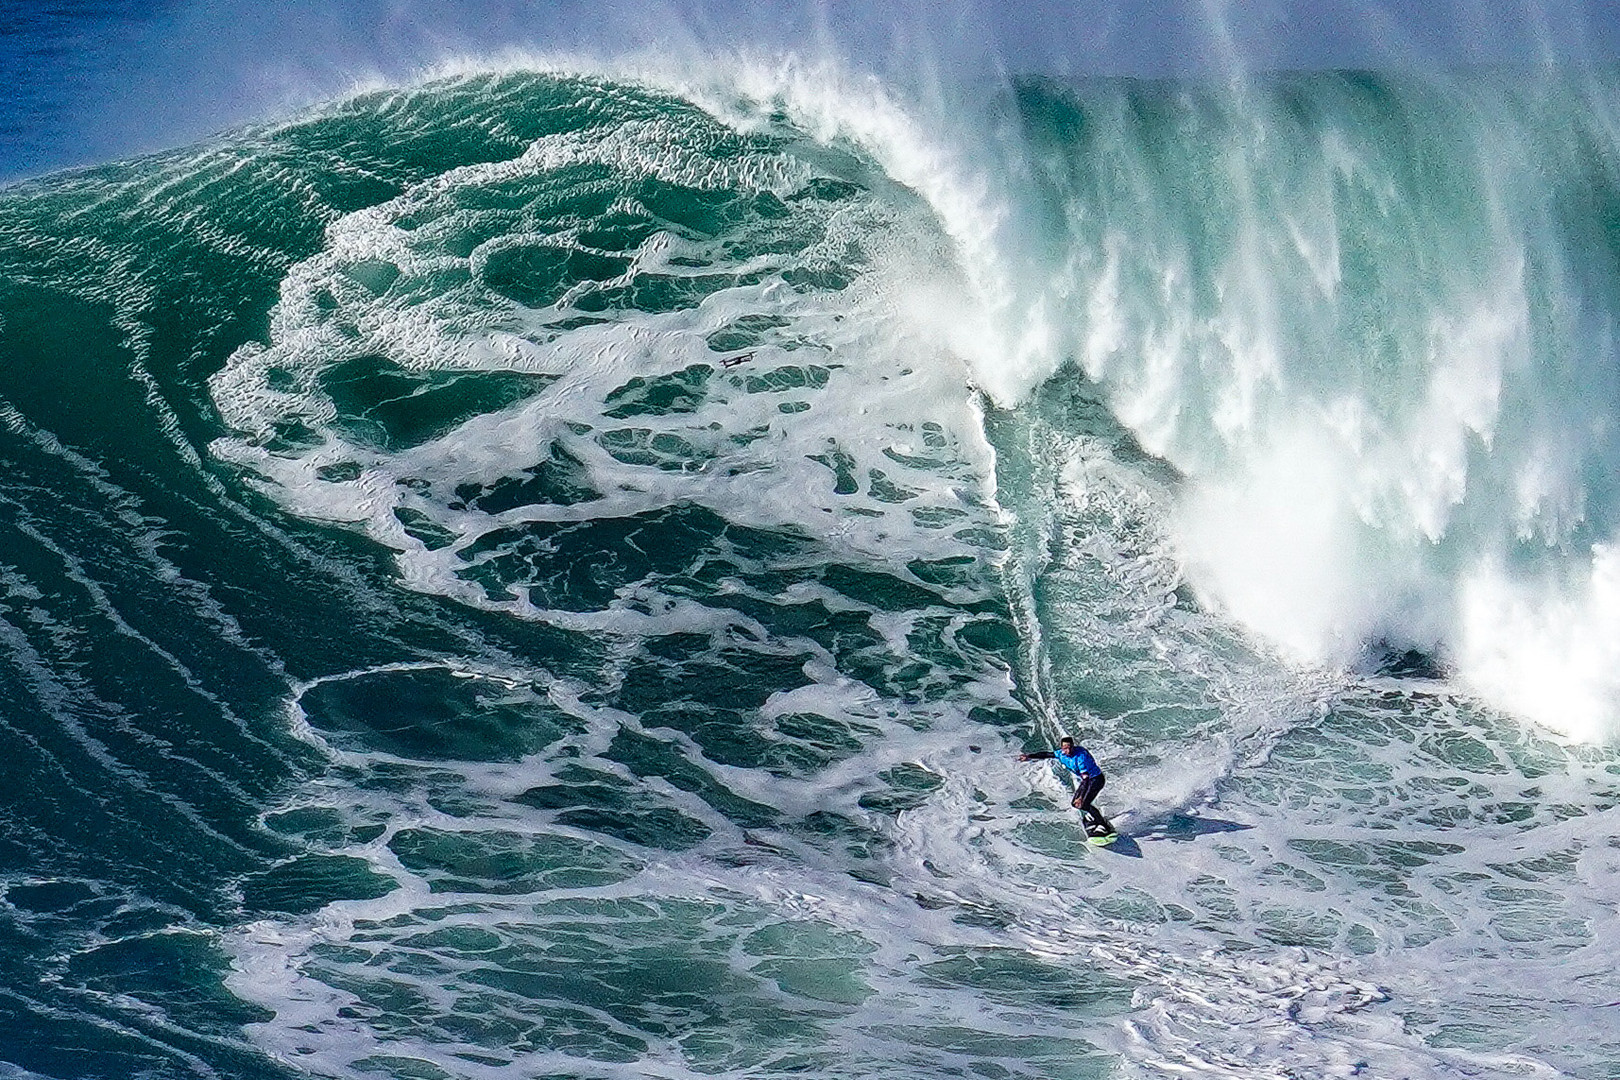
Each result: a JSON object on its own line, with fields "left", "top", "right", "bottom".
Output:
{"left": 597, "top": 53, "right": 1620, "bottom": 741}
{"left": 231, "top": 647, "right": 1620, "bottom": 1079}
{"left": 203, "top": 58, "right": 1620, "bottom": 1080}
{"left": 971, "top": 74, "right": 1620, "bottom": 741}
{"left": 1456, "top": 547, "right": 1620, "bottom": 742}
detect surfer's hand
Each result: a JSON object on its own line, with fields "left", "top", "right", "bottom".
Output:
{"left": 1017, "top": 753, "right": 1032, "bottom": 761}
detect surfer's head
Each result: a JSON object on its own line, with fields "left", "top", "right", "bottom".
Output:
{"left": 1059, "top": 736, "right": 1074, "bottom": 751}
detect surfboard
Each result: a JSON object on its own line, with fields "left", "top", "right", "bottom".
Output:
{"left": 1087, "top": 830, "right": 1119, "bottom": 846}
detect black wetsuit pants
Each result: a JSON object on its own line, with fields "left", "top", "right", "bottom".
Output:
{"left": 1071, "top": 773, "right": 1109, "bottom": 832}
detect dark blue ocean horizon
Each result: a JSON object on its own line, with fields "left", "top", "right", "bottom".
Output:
{"left": 10, "top": 0, "right": 1620, "bottom": 182}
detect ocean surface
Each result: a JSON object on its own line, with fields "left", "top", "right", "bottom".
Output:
{"left": 3, "top": 51, "right": 1620, "bottom": 1080}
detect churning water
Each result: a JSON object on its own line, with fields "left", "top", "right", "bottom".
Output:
{"left": 2, "top": 55, "right": 1619, "bottom": 1079}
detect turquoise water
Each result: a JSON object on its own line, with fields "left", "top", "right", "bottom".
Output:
{"left": 2, "top": 62, "right": 1620, "bottom": 1079}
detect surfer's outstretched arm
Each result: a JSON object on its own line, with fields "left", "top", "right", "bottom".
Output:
{"left": 1017, "top": 751, "right": 1055, "bottom": 761}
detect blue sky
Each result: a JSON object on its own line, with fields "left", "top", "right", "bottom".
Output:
{"left": 4, "top": 0, "right": 1619, "bottom": 180}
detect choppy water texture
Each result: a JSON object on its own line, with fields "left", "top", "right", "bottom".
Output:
{"left": 2, "top": 64, "right": 1620, "bottom": 1080}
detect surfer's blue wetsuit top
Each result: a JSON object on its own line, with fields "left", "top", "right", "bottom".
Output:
{"left": 1055, "top": 745, "right": 1101, "bottom": 779}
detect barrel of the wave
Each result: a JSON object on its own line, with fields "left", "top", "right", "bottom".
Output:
{"left": 1017, "top": 735, "right": 1117, "bottom": 844}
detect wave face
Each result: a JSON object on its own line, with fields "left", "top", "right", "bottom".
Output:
{"left": 1001, "top": 71, "right": 1620, "bottom": 739}
{"left": 1, "top": 62, "right": 1619, "bottom": 1080}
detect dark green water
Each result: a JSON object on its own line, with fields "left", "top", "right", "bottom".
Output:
{"left": 2, "top": 66, "right": 1620, "bottom": 1080}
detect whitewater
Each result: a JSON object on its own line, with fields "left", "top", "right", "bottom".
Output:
{"left": 1, "top": 44, "right": 1619, "bottom": 1080}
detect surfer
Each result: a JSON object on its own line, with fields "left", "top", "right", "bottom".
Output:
{"left": 1019, "top": 736, "right": 1113, "bottom": 836}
